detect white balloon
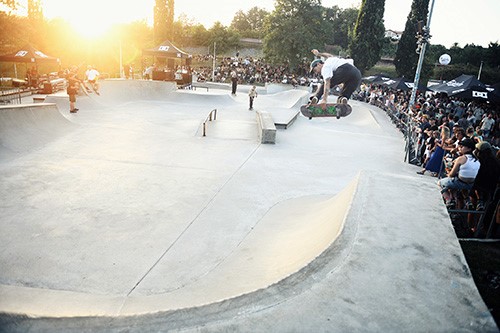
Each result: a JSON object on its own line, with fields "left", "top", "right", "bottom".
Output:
{"left": 439, "top": 54, "right": 451, "bottom": 65}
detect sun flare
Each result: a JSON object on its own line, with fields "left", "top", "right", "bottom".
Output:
{"left": 40, "top": 0, "right": 154, "bottom": 38}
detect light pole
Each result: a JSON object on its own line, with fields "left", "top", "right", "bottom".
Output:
{"left": 478, "top": 61, "right": 484, "bottom": 80}
{"left": 408, "top": 0, "right": 436, "bottom": 108}
{"left": 405, "top": 0, "right": 436, "bottom": 163}
{"left": 212, "top": 42, "right": 216, "bottom": 82}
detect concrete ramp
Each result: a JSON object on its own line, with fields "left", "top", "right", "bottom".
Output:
{"left": 0, "top": 177, "right": 356, "bottom": 317}
{"left": 0, "top": 103, "right": 75, "bottom": 156}
{"left": 99, "top": 79, "right": 177, "bottom": 102}
{"left": 120, "top": 177, "right": 357, "bottom": 314}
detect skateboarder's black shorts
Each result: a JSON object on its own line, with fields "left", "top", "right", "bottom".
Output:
{"left": 330, "top": 64, "right": 362, "bottom": 99}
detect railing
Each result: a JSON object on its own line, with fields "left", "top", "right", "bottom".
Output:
{"left": 202, "top": 109, "right": 217, "bottom": 137}
{"left": 0, "top": 88, "right": 33, "bottom": 105}
{"left": 447, "top": 186, "right": 500, "bottom": 239}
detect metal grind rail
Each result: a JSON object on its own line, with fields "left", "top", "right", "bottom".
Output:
{"left": 202, "top": 108, "right": 217, "bottom": 137}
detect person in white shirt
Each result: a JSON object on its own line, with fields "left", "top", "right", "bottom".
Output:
{"left": 438, "top": 138, "right": 480, "bottom": 208}
{"left": 309, "top": 49, "right": 362, "bottom": 115}
{"left": 85, "top": 65, "right": 100, "bottom": 95}
{"left": 248, "top": 85, "right": 257, "bottom": 110}
{"left": 480, "top": 113, "right": 495, "bottom": 138}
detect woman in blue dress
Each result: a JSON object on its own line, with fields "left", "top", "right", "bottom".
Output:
{"left": 417, "top": 126, "right": 450, "bottom": 176}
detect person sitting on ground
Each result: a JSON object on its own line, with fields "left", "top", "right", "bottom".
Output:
{"left": 438, "top": 138, "right": 481, "bottom": 209}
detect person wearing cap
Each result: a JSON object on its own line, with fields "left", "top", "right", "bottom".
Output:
{"left": 438, "top": 138, "right": 480, "bottom": 209}
{"left": 308, "top": 49, "right": 361, "bottom": 115}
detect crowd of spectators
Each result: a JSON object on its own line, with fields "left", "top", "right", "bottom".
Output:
{"left": 356, "top": 83, "right": 500, "bottom": 237}
{"left": 192, "top": 55, "right": 314, "bottom": 87}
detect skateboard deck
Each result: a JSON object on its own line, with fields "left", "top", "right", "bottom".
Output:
{"left": 300, "top": 103, "right": 352, "bottom": 119}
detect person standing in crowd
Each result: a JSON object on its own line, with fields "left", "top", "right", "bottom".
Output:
{"left": 480, "top": 113, "right": 495, "bottom": 138}
{"left": 417, "top": 126, "right": 450, "bottom": 176}
{"left": 85, "top": 65, "right": 100, "bottom": 95}
{"left": 66, "top": 67, "right": 81, "bottom": 113}
{"left": 231, "top": 71, "right": 238, "bottom": 95}
{"left": 248, "top": 85, "right": 257, "bottom": 110}
{"left": 308, "top": 48, "right": 362, "bottom": 117}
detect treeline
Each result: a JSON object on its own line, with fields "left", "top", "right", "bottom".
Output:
{"left": 1, "top": 0, "right": 499, "bottom": 84}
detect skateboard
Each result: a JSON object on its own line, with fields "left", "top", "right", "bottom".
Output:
{"left": 300, "top": 103, "right": 352, "bottom": 119}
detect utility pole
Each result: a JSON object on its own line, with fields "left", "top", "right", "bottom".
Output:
{"left": 478, "top": 61, "right": 483, "bottom": 80}
{"left": 405, "top": 0, "right": 436, "bottom": 163}
{"left": 408, "top": 0, "right": 436, "bottom": 109}
{"left": 212, "top": 42, "right": 216, "bottom": 82}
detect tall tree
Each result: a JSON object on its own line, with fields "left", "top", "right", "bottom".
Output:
{"left": 349, "top": 0, "right": 386, "bottom": 72}
{"left": 154, "top": 0, "right": 174, "bottom": 44}
{"left": 263, "top": 0, "right": 326, "bottom": 67}
{"left": 27, "top": 0, "right": 44, "bottom": 46}
{"left": 27, "top": 0, "right": 42, "bottom": 22}
{"left": 394, "top": 0, "right": 430, "bottom": 79}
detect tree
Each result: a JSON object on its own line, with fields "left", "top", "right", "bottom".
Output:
{"left": 0, "top": 12, "right": 29, "bottom": 52}
{"left": 154, "top": 0, "right": 174, "bottom": 44}
{"left": 349, "top": 0, "right": 385, "bottom": 72}
{"left": 230, "top": 7, "right": 269, "bottom": 39}
{"left": 207, "top": 22, "right": 240, "bottom": 55}
{"left": 27, "top": 0, "right": 45, "bottom": 47}
{"left": 0, "top": 0, "right": 17, "bottom": 11}
{"left": 485, "top": 42, "right": 500, "bottom": 69}
{"left": 325, "top": 6, "right": 358, "bottom": 50}
{"left": 394, "top": 0, "right": 431, "bottom": 80}
{"left": 263, "top": 0, "right": 326, "bottom": 67}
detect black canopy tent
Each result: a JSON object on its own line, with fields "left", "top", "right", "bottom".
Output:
{"left": 142, "top": 40, "right": 192, "bottom": 84}
{"left": 0, "top": 45, "right": 60, "bottom": 86}
{"left": 0, "top": 45, "right": 60, "bottom": 64}
{"left": 430, "top": 74, "right": 499, "bottom": 103}
{"left": 380, "top": 77, "right": 429, "bottom": 92}
{"left": 142, "top": 40, "right": 191, "bottom": 59}
{"left": 361, "top": 73, "right": 392, "bottom": 84}
{"left": 487, "top": 82, "right": 500, "bottom": 103}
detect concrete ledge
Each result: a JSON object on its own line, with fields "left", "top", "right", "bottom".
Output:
{"left": 192, "top": 83, "right": 209, "bottom": 91}
{"left": 256, "top": 111, "right": 276, "bottom": 144}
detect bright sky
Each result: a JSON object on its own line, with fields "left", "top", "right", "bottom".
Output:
{"left": 15, "top": 0, "right": 500, "bottom": 48}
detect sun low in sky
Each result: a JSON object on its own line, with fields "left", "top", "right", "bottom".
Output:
{"left": 35, "top": 0, "right": 153, "bottom": 37}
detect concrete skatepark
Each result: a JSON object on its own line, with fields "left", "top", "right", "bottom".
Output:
{"left": 0, "top": 80, "right": 497, "bottom": 332}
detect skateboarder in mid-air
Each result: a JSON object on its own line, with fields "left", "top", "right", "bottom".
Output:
{"left": 309, "top": 49, "right": 362, "bottom": 114}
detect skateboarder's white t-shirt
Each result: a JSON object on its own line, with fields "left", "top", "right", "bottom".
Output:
{"left": 86, "top": 69, "right": 99, "bottom": 81}
{"left": 321, "top": 57, "right": 354, "bottom": 80}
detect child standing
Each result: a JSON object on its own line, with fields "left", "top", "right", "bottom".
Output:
{"left": 248, "top": 85, "right": 257, "bottom": 110}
